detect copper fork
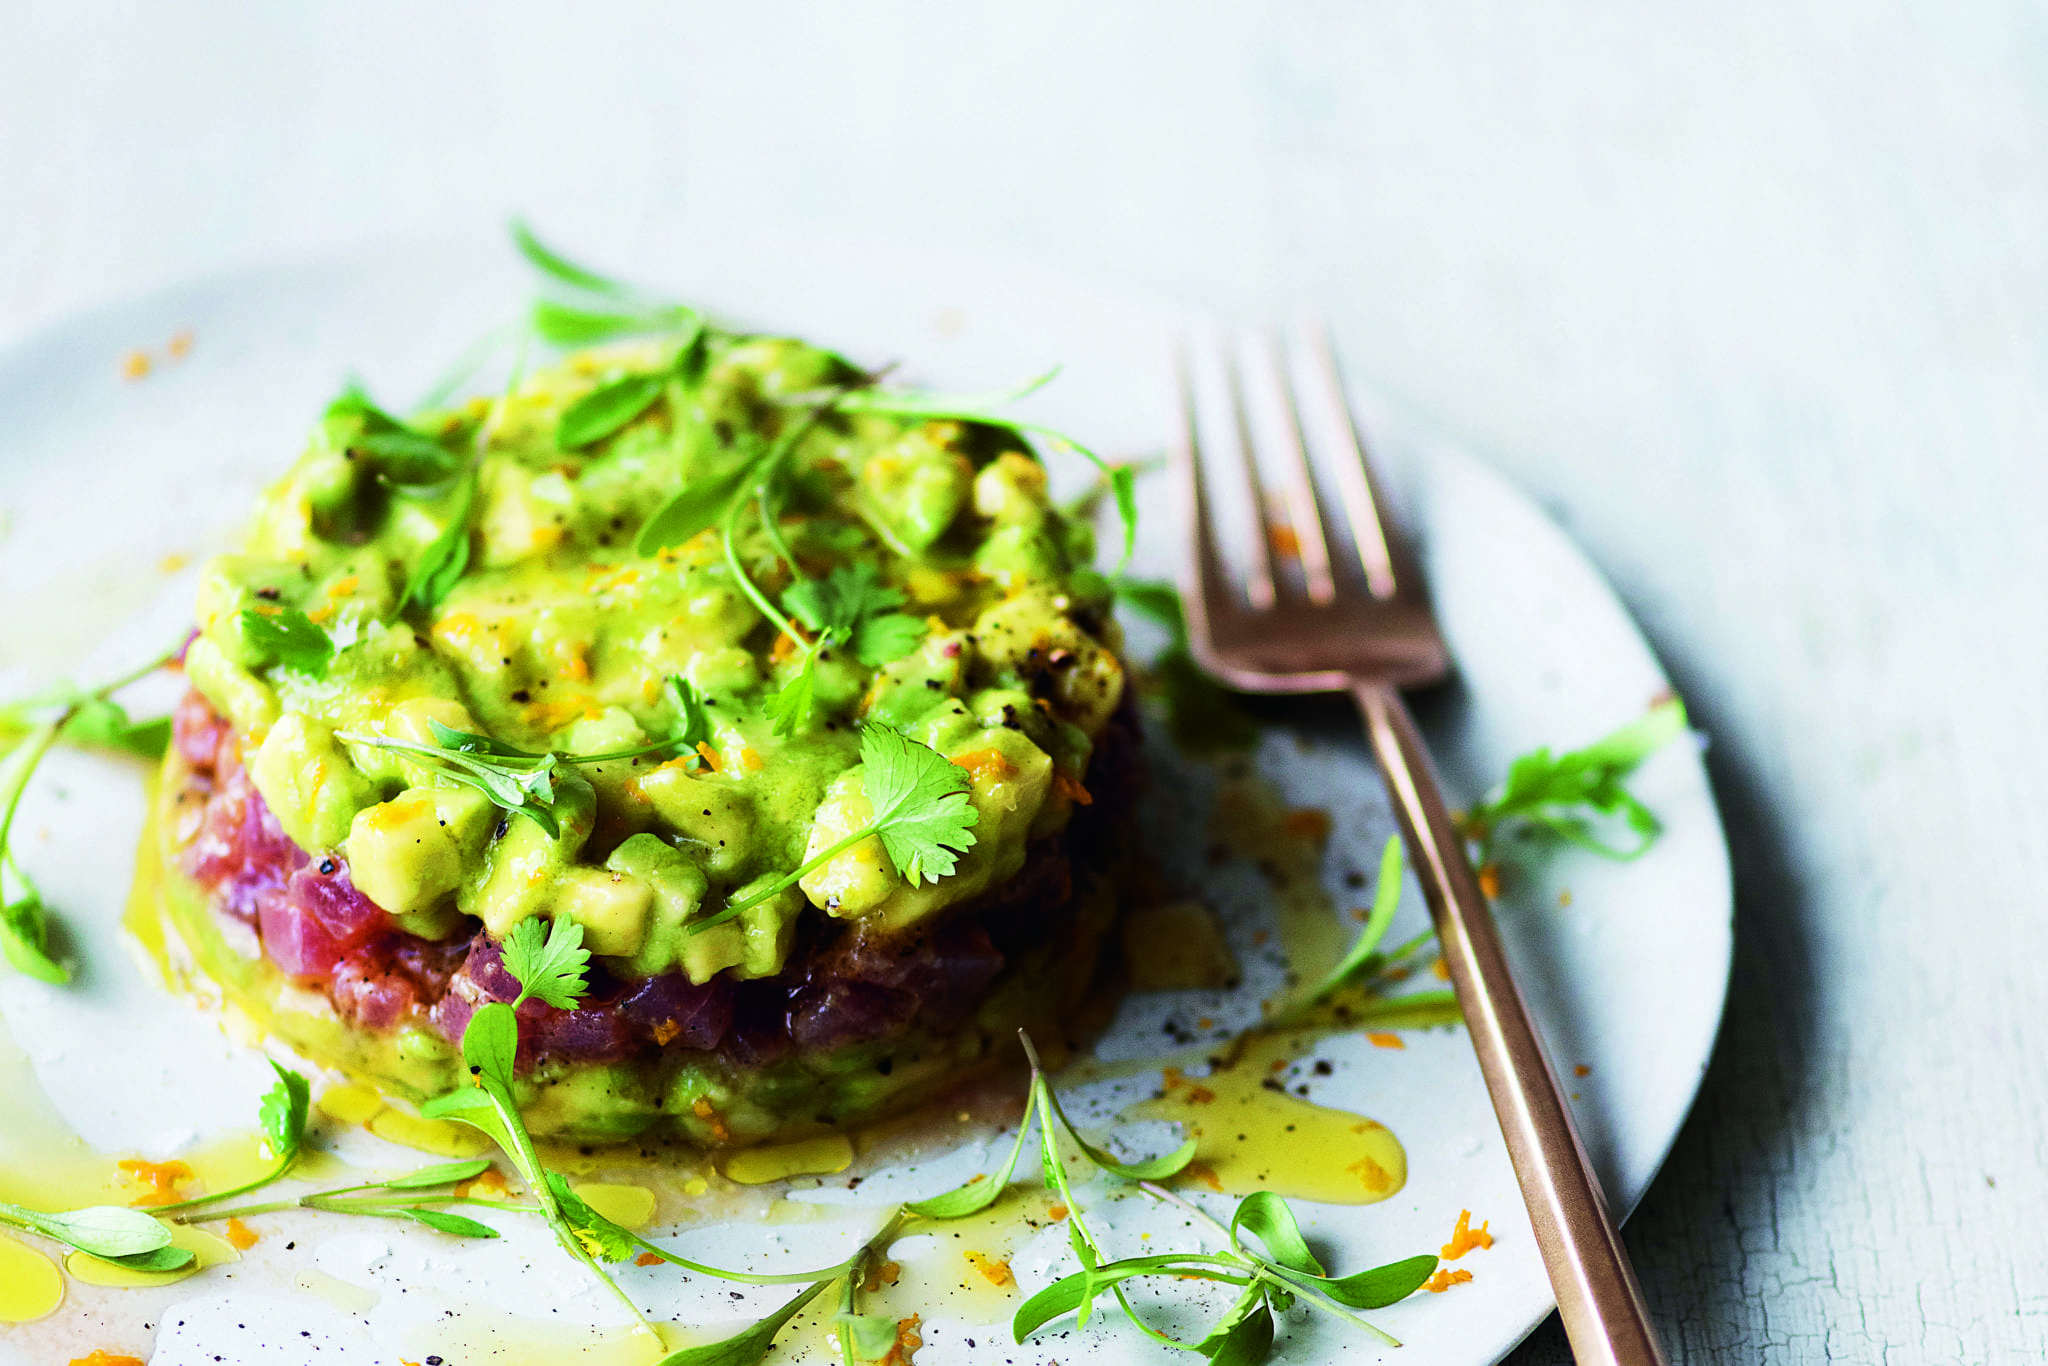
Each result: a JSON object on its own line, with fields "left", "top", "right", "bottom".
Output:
{"left": 1174, "top": 324, "right": 1669, "bottom": 1366}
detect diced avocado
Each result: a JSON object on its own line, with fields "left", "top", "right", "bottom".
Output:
{"left": 603, "top": 834, "right": 710, "bottom": 978}
{"left": 861, "top": 429, "right": 974, "bottom": 551}
{"left": 184, "top": 634, "right": 280, "bottom": 737}
{"left": 797, "top": 769, "right": 899, "bottom": 918}
{"left": 971, "top": 451, "right": 1050, "bottom": 521}
{"left": 698, "top": 875, "right": 799, "bottom": 983}
{"left": 865, "top": 630, "right": 968, "bottom": 730}
{"left": 477, "top": 461, "right": 576, "bottom": 568}
{"left": 249, "top": 712, "right": 383, "bottom": 853}
{"left": 972, "top": 522, "right": 1067, "bottom": 587}
{"left": 458, "top": 770, "right": 597, "bottom": 938}
{"left": 346, "top": 786, "right": 495, "bottom": 921}
{"left": 340, "top": 695, "right": 484, "bottom": 789}
{"left": 546, "top": 866, "right": 655, "bottom": 958}
{"left": 637, "top": 766, "right": 755, "bottom": 879}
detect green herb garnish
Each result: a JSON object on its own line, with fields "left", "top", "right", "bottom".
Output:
{"left": 150, "top": 1060, "right": 310, "bottom": 1215}
{"left": 690, "top": 722, "right": 978, "bottom": 935}
{"left": 1462, "top": 697, "right": 1688, "bottom": 865}
{"left": 783, "top": 563, "right": 928, "bottom": 669}
{"left": 0, "top": 1198, "right": 194, "bottom": 1272}
{"left": 556, "top": 328, "right": 708, "bottom": 450}
{"left": 236, "top": 608, "right": 335, "bottom": 677}
{"left": 336, "top": 715, "right": 699, "bottom": 839}
{"left": 178, "top": 1157, "right": 511, "bottom": 1236}
{"left": 514, "top": 221, "right": 701, "bottom": 347}
{"left": 0, "top": 652, "right": 175, "bottom": 983}
{"left": 396, "top": 469, "right": 479, "bottom": 616}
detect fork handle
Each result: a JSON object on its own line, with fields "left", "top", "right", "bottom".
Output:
{"left": 1353, "top": 680, "right": 1670, "bottom": 1366}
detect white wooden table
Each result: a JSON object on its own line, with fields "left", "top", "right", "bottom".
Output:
{"left": 4, "top": 5, "right": 2044, "bottom": 1360}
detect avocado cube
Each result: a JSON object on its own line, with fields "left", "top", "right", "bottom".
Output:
{"left": 249, "top": 711, "right": 383, "bottom": 853}
{"left": 346, "top": 786, "right": 495, "bottom": 918}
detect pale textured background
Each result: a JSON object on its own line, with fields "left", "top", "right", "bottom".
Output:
{"left": 3, "top": 4, "right": 2045, "bottom": 1361}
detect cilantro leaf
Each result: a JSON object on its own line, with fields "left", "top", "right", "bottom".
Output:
{"left": 664, "top": 675, "right": 712, "bottom": 755}
{"left": 858, "top": 723, "right": 979, "bottom": 886}
{"left": 851, "top": 613, "right": 928, "bottom": 668}
{"left": 688, "top": 724, "right": 977, "bottom": 935}
{"left": 762, "top": 653, "right": 818, "bottom": 738}
{"left": 500, "top": 915, "right": 590, "bottom": 1011}
{"left": 237, "top": 608, "right": 334, "bottom": 677}
{"left": 257, "top": 1059, "right": 312, "bottom": 1164}
{"left": 783, "top": 562, "right": 903, "bottom": 638}
{"left": 544, "top": 1171, "right": 636, "bottom": 1262}
{"left": 1463, "top": 697, "right": 1687, "bottom": 863}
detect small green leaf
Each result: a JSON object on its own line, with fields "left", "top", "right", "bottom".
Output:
{"left": 61, "top": 698, "right": 171, "bottom": 759}
{"left": 557, "top": 372, "right": 667, "bottom": 450}
{"left": 664, "top": 675, "right": 712, "bottom": 755}
{"left": 636, "top": 463, "right": 751, "bottom": 556}
{"left": 358, "top": 429, "right": 464, "bottom": 489}
{"left": 1012, "top": 1271, "right": 1092, "bottom": 1342}
{"left": 500, "top": 915, "right": 590, "bottom": 1011}
{"left": 1, "top": 889, "right": 68, "bottom": 985}
{"left": 653, "top": 1279, "right": 833, "bottom": 1366}
{"left": 1308, "top": 1253, "right": 1439, "bottom": 1309}
{"left": 1229, "top": 1191, "right": 1324, "bottom": 1277}
{"left": 1301, "top": 835, "right": 1406, "bottom": 1005}
{"left": 100, "top": 1243, "right": 200, "bottom": 1272}
{"left": 0, "top": 1199, "right": 175, "bottom": 1259}
{"left": 1036, "top": 1076, "right": 1196, "bottom": 1182}
{"left": 1463, "top": 698, "right": 1686, "bottom": 862}
{"left": 407, "top": 1207, "right": 501, "bottom": 1239}
{"left": 835, "top": 1312, "right": 901, "bottom": 1361}
{"left": 237, "top": 608, "right": 334, "bottom": 677}
{"left": 544, "top": 1172, "right": 636, "bottom": 1261}
{"left": 257, "top": 1060, "right": 312, "bottom": 1163}
{"left": 375, "top": 1159, "right": 494, "bottom": 1191}
{"left": 419, "top": 1086, "right": 497, "bottom": 1119}
{"left": 907, "top": 1093, "right": 1036, "bottom": 1219}
{"left": 513, "top": 221, "right": 634, "bottom": 298}
{"left": 463, "top": 1002, "right": 519, "bottom": 1094}
{"left": 398, "top": 472, "right": 478, "bottom": 616}
{"left": 1204, "top": 1296, "right": 1274, "bottom": 1366}
{"left": 762, "top": 654, "right": 818, "bottom": 738}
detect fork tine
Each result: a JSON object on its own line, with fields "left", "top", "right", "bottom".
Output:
{"left": 1217, "top": 337, "right": 1279, "bottom": 611}
{"left": 1292, "top": 319, "right": 1400, "bottom": 601}
{"left": 1246, "top": 329, "right": 1338, "bottom": 605}
{"left": 1173, "top": 338, "right": 1244, "bottom": 626}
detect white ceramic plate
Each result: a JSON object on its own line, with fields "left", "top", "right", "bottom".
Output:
{"left": 0, "top": 229, "right": 1730, "bottom": 1366}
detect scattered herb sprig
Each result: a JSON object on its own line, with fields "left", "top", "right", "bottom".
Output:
{"left": 336, "top": 686, "right": 707, "bottom": 838}
{"left": 1462, "top": 697, "right": 1689, "bottom": 866}
{"left": 235, "top": 607, "right": 335, "bottom": 677}
{"left": 0, "top": 651, "right": 176, "bottom": 983}
{"left": 148, "top": 1061, "right": 311, "bottom": 1215}
{"left": 687, "top": 722, "right": 978, "bottom": 935}
{"left": 0, "top": 1198, "right": 194, "bottom": 1273}
{"left": 179, "top": 1158, "right": 512, "bottom": 1239}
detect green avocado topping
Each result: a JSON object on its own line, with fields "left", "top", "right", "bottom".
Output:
{"left": 187, "top": 328, "right": 1127, "bottom": 980}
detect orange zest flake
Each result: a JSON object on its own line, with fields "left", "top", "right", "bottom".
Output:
{"left": 1183, "top": 1162, "right": 1225, "bottom": 1193}
{"left": 1266, "top": 522, "right": 1301, "bottom": 556}
{"left": 1281, "top": 807, "right": 1333, "bottom": 843}
{"left": 948, "top": 748, "right": 1017, "bottom": 784}
{"left": 1432, "top": 957, "right": 1451, "bottom": 981}
{"left": 167, "top": 328, "right": 194, "bottom": 358}
{"left": 305, "top": 605, "right": 336, "bottom": 626}
{"left": 1366, "top": 1032, "right": 1406, "bottom": 1050}
{"left": 770, "top": 630, "right": 808, "bottom": 664}
{"left": 1574, "top": 1064, "right": 1592, "bottom": 1078}
{"left": 224, "top": 1217, "right": 260, "bottom": 1250}
{"left": 690, "top": 1096, "right": 732, "bottom": 1144}
{"left": 694, "top": 742, "right": 722, "bottom": 773}
{"left": 456, "top": 1167, "right": 513, "bottom": 1202}
{"left": 559, "top": 653, "right": 591, "bottom": 683}
{"left": 1046, "top": 1203, "right": 1068, "bottom": 1222}
{"left": 635, "top": 1251, "right": 664, "bottom": 1267}
{"left": 70, "top": 1353, "right": 147, "bottom": 1366}
{"left": 649, "top": 1019, "right": 682, "bottom": 1046}
{"left": 1161, "top": 1066, "right": 1185, "bottom": 1090}
{"left": 1441, "top": 1209, "right": 1494, "bottom": 1260}
{"left": 1477, "top": 863, "right": 1502, "bottom": 899}
{"left": 878, "top": 1314, "right": 923, "bottom": 1366}
{"left": 1423, "top": 1268, "right": 1474, "bottom": 1293}
{"left": 117, "top": 1157, "right": 192, "bottom": 1205}
{"left": 963, "top": 1250, "right": 1014, "bottom": 1288}
{"left": 860, "top": 1258, "right": 903, "bottom": 1291}
{"left": 740, "top": 746, "right": 765, "bottom": 772}
{"left": 121, "top": 350, "right": 152, "bottom": 381}
{"left": 1347, "top": 1154, "right": 1393, "bottom": 1193}
{"left": 325, "top": 574, "right": 361, "bottom": 599}
{"left": 1052, "top": 770, "right": 1094, "bottom": 806}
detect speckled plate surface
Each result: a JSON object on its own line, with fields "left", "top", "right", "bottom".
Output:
{"left": 0, "top": 227, "right": 1730, "bottom": 1366}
